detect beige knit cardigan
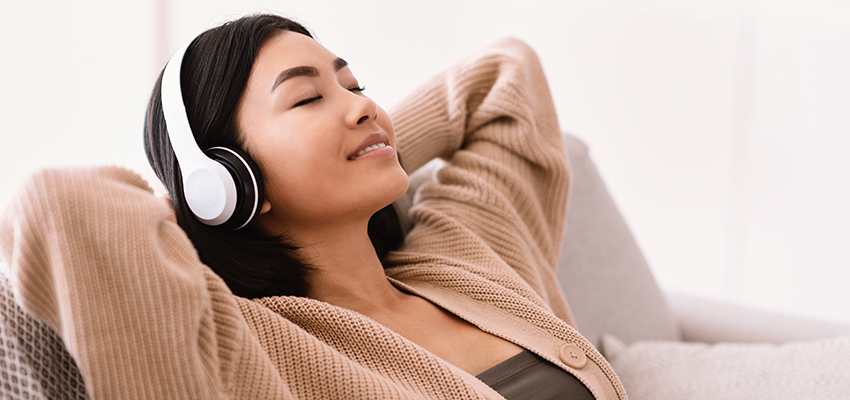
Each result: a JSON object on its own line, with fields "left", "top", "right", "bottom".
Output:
{"left": 0, "top": 38, "right": 626, "bottom": 399}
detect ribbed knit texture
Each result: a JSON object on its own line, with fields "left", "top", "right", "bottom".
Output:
{"left": 0, "top": 38, "right": 625, "bottom": 399}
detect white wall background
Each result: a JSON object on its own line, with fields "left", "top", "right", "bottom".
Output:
{"left": 2, "top": 0, "right": 849, "bottom": 324}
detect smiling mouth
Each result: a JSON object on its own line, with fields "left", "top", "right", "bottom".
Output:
{"left": 348, "top": 132, "right": 391, "bottom": 160}
{"left": 350, "top": 142, "right": 388, "bottom": 159}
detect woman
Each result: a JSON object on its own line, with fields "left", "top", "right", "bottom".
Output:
{"left": 1, "top": 14, "right": 625, "bottom": 399}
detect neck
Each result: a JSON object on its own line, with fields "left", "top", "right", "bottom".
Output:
{"left": 298, "top": 221, "right": 405, "bottom": 314}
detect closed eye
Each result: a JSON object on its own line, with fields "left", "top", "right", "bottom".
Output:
{"left": 293, "top": 86, "right": 364, "bottom": 108}
{"left": 294, "top": 95, "right": 322, "bottom": 107}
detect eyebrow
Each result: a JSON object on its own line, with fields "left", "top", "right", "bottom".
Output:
{"left": 271, "top": 57, "right": 349, "bottom": 92}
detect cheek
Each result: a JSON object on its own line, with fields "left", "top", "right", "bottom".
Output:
{"left": 255, "top": 128, "right": 346, "bottom": 215}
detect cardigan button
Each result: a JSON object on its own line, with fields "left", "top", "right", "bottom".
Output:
{"left": 559, "top": 343, "right": 587, "bottom": 369}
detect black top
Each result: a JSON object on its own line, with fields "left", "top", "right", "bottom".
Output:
{"left": 476, "top": 350, "right": 595, "bottom": 400}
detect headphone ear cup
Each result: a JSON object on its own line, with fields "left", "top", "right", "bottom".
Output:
{"left": 204, "top": 147, "right": 264, "bottom": 230}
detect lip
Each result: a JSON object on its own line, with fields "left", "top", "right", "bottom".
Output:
{"left": 348, "top": 132, "right": 390, "bottom": 160}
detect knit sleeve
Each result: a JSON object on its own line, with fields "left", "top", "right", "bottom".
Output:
{"left": 388, "top": 38, "right": 573, "bottom": 323}
{"left": 0, "top": 166, "right": 292, "bottom": 400}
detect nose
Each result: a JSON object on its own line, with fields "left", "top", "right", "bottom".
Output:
{"left": 344, "top": 90, "right": 378, "bottom": 128}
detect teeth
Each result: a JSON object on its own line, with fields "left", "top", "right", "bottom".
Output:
{"left": 354, "top": 142, "right": 387, "bottom": 158}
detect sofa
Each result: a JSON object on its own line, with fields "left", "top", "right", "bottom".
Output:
{"left": 1, "top": 133, "right": 849, "bottom": 399}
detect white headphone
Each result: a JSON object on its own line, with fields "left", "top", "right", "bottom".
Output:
{"left": 161, "top": 39, "right": 264, "bottom": 230}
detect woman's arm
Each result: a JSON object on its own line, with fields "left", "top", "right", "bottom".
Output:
{"left": 0, "top": 166, "right": 290, "bottom": 399}
{"left": 392, "top": 38, "right": 563, "bottom": 175}
{"left": 389, "top": 38, "right": 573, "bottom": 323}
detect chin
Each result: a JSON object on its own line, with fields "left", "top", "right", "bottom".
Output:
{"left": 355, "top": 162, "right": 410, "bottom": 214}
{"left": 389, "top": 166, "right": 411, "bottom": 201}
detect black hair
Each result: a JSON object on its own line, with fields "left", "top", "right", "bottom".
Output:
{"left": 144, "top": 14, "right": 403, "bottom": 298}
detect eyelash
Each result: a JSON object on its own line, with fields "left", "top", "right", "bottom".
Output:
{"left": 293, "top": 86, "right": 366, "bottom": 108}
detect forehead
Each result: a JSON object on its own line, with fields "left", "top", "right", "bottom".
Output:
{"left": 253, "top": 31, "right": 338, "bottom": 76}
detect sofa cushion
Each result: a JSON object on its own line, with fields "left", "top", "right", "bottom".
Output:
{"left": 669, "top": 291, "right": 850, "bottom": 344}
{"left": 556, "top": 133, "right": 680, "bottom": 347}
{"left": 0, "top": 268, "right": 89, "bottom": 400}
{"left": 602, "top": 334, "right": 850, "bottom": 400}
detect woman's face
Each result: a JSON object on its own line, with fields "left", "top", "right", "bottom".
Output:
{"left": 236, "top": 31, "right": 409, "bottom": 236}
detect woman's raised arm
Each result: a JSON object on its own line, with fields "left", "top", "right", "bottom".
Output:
{"left": 389, "top": 38, "right": 573, "bottom": 323}
{"left": 0, "top": 166, "right": 291, "bottom": 399}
